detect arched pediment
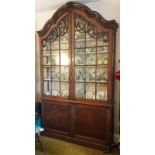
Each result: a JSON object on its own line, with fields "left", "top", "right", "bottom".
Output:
{"left": 37, "top": 1, "right": 118, "bottom": 36}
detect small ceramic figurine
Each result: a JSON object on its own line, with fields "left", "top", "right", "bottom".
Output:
{"left": 96, "top": 91, "right": 105, "bottom": 100}
{"left": 62, "top": 90, "right": 69, "bottom": 97}
{"left": 86, "top": 91, "right": 95, "bottom": 99}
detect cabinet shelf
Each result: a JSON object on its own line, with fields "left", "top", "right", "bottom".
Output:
{"left": 75, "top": 51, "right": 108, "bottom": 55}
{"left": 75, "top": 80, "right": 107, "bottom": 83}
{"left": 75, "top": 64, "right": 108, "bottom": 67}
{"left": 51, "top": 40, "right": 68, "bottom": 44}
{"left": 43, "top": 80, "right": 69, "bottom": 82}
{"left": 75, "top": 45, "right": 109, "bottom": 49}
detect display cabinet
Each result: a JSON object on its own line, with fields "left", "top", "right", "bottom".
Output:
{"left": 37, "top": 2, "right": 118, "bottom": 151}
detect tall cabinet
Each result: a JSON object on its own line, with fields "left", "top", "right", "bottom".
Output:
{"left": 37, "top": 2, "right": 118, "bottom": 151}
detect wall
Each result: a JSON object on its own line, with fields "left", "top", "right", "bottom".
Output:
{"left": 35, "top": 0, "right": 120, "bottom": 142}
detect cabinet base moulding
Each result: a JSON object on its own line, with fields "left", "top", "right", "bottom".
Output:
{"left": 41, "top": 130, "right": 113, "bottom": 151}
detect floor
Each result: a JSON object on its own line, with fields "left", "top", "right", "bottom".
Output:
{"left": 35, "top": 136, "right": 120, "bottom": 155}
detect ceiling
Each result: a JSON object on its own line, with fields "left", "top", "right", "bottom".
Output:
{"left": 35, "top": 0, "right": 104, "bottom": 12}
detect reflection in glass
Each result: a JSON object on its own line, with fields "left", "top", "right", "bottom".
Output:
{"left": 75, "top": 83, "right": 84, "bottom": 98}
{"left": 52, "top": 82, "right": 60, "bottom": 96}
{"left": 96, "top": 84, "right": 107, "bottom": 100}
{"left": 61, "top": 82, "right": 69, "bottom": 97}
{"left": 61, "top": 51, "right": 69, "bottom": 65}
{"left": 44, "top": 81, "right": 51, "bottom": 95}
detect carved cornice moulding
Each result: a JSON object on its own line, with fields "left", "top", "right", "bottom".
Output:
{"left": 37, "top": 1, "right": 118, "bottom": 36}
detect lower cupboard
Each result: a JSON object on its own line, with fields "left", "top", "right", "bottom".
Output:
{"left": 41, "top": 100, "right": 113, "bottom": 150}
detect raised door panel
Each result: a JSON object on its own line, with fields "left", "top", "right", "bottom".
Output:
{"left": 44, "top": 102, "right": 70, "bottom": 135}
{"left": 74, "top": 105, "right": 107, "bottom": 141}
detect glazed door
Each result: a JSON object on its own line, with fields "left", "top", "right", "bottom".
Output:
{"left": 72, "top": 13, "right": 110, "bottom": 103}
{"left": 41, "top": 15, "right": 71, "bottom": 99}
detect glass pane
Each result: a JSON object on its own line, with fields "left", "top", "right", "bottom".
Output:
{"left": 86, "top": 67, "right": 95, "bottom": 82}
{"left": 61, "top": 66, "right": 69, "bottom": 81}
{"left": 60, "top": 42, "right": 68, "bottom": 49}
{"left": 75, "top": 31, "right": 85, "bottom": 48}
{"left": 96, "top": 66, "right": 107, "bottom": 82}
{"left": 61, "top": 82, "right": 69, "bottom": 97}
{"left": 75, "top": 41, "right": 85, "bottom": 48}
{"left": 43, "top": 50, "right": 50, "bottom": 56}
{"left": 97, "top": 46, "right": 108, "bottom": 53}
{"left": 44, "top": 81, "right": 51, "bottom": 96}
{"left": 60, "top": 33, "right": 68, "bottom": 49}
{"left": 86, "top": 53, "right": 96, "bottom": 65}
{"left": 75, "top": 67, "right": 85, "bottom": 82}
{"left": 60, "top": 31, "right": 68, "bottom": 42}
{"left": 75, "top": 83, "right": 85, "bottom": 99}
{"left": 75, "top": 31, "right": 85, "bottom": 40}
{"left": 51, "top": 38, "right": 59, "bottom": 50}
{"left": 86, "top": 83, "right": 95, "bottom": 99}
{"left": 43, "top": 67, "right": 51, "bottom": 80}
{"left": 51, "top": 66, "right": 60, "bottom": 81}
{"left": 75, "top": 54, "right": 85, "bottom": 65}
{"left": 42, "top": 39, "right": 50, "bottom": 51}
{"left": 51, "top": 82, "right": 60, "bottom": 96}
{"left": 96, "top": 84, "right": 107, "bottom": 100}
{"left": 97, "top": 53, "right": 108, "bottom": 65}
{"left": 86, "top": 34, "right": 96, "bottom": 47}
{"left": 60, "top": 50, "right": 69, "bottom": 65}
{"left": 51, "top": 51, "right": 59, "bottom": 65}
{"left": 75, "top": 48, "right": 85, "bottom": 54}
{"left": 43, "top": 56, "right": 51, "bottom": 65}
{"left": 86, "top": 47, "right": 96, "bottom": 54}
{"left": 97, "top": 33, "right": 109, "bottom": 46}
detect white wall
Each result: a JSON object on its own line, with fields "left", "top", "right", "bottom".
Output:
{"left": 35, "top": 0, "right": 120, "bottom": 142}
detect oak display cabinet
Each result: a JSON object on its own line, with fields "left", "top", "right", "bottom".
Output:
{"left": 37, "top": 2, "right": 118, "bottom": 151}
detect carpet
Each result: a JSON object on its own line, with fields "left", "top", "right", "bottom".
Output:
{"left": 35, "top": 136, "right": 119, "bottom": 155}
